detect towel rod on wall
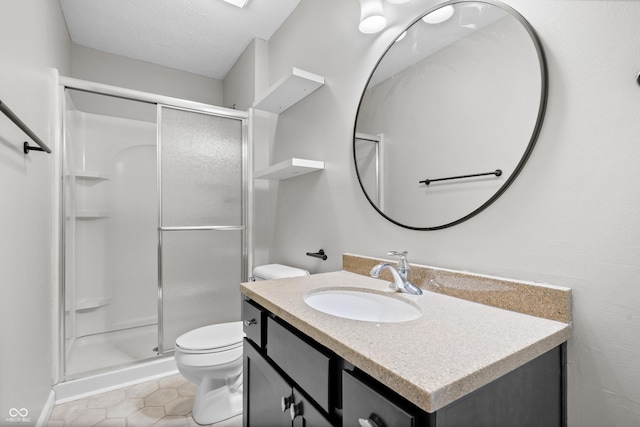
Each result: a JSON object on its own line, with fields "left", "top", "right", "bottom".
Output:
{"left": 419, "top": 169, "right": 502, "bottom": 186}
{"left": 306, "top": 249, "right": 328, "bottom": 261}
{"left": 0, "top": 98, "right": 51, "bottom": 154}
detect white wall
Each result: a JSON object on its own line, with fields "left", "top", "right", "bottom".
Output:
{"left": 0, "top": 0, "right": 71, "bottom": 424}
{"left": 262, "top": 0, "right": 640, "bottom": 425}
{"left": 223, "top": 38, "right": 279, "bottom": 271}
{"left": 72, "top": 45, "right": 224, "bottom": 106}
{"left": 223, "top": 38, "right": 270, "bottom": 111}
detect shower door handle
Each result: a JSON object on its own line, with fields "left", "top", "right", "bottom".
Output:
{"left": 159, "top": 225, "right": 246, "bottom": 231}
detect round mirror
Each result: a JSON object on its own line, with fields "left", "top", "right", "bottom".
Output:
{"left": 353, "top": 0, "right": 547, "bottom": 230}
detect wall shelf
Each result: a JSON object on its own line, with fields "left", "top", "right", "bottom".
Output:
{"left": 74, "top": 170, "right": 111, "bottom": 180}
{"left": 255, "top": 158, "right": 324, "bottom": 181}
{"left": 253, "top": 68, "right": 325, "bottom": 114}
{"left": 74, "top": 211, "right": 110, "bottom": 219}
{"left": 65, "top": 297, "right": 112, "bottom": 312}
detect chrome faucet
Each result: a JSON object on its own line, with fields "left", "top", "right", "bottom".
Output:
{"left": 370, "top": 251, "right": 423, "bottom": 295}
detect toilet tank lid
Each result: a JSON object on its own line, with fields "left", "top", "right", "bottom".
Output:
{"left": 175, "top": 321, "right": 243, "bottom": 352}
{"left": 253, "top": 264, "right": 309, "bottom": 280}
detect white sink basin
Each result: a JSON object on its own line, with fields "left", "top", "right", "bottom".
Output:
{"left": 304, "top": 288, "right": 422, "bottom": 323}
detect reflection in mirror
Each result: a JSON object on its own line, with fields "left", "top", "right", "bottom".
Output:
{"left": 355, "top": 132, "right": 383, "bottom": 206}
{"left": 354, "top": 1, "right": 547, "bottom": 230}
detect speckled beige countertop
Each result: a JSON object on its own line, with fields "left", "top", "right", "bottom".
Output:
{"left": 240, "top": 270, "right": 572, "bottom": 414}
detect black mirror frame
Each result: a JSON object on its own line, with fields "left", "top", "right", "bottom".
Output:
{"left": 353, "top": 0, "right": 548, "bottom": 231}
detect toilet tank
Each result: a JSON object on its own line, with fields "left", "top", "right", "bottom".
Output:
{"left": 252, "top": 264, "right": 309, "bottom": 281}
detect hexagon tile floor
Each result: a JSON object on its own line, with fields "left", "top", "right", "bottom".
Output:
{"left": 47, "top": 373, "right": 242, "bottom": 427}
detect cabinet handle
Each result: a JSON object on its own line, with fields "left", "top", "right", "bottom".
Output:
{"left": 290, "top": 402, "right": 303, "bottom": 420}
{"left": 281, "top": 393, "right": 294, "bottom": 412}
{"left": 358, "top": 414, "right": 385, "bottom": 427}
{"left": 244, "top": 319, "right": 257, "bottom": 327}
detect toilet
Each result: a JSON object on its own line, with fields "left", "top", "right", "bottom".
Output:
{"left": 174, "top": 264, "right": 309, "bottom": 425}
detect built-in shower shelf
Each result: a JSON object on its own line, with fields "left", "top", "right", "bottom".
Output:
{"left": 68, "top": 297, "right": 112, "bottom": 312}
{"left": 74, "top": 211, "right": 110, "bottom": 219}
{"left": 254, "top": 158, "right": 324, "bottom": 181}
{"left": 73, "top": 171, "right": 111, "bottom": 180}
{"left": 253, "top": 68, "right": 325, "bottom": 114}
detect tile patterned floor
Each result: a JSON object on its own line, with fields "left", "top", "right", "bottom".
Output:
{"left": 47, "top": 373, "right": 242, "bottom": 427}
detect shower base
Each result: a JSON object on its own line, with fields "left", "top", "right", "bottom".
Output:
{"left": 65, "top": 324, "right": 160, "bottom": 379}
{"left": 57, "top": 323, "right": 175, "bottom": 403}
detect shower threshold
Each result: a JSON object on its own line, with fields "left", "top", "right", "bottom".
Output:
{"left": 55, "top": 356, "right": 177, "bottom": 404}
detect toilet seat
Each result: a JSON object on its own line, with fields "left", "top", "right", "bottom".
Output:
{"left": 176, "top": 321, "right": 243, "bottom": 354}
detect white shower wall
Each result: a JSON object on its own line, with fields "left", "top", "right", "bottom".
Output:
{"left": 66, "top": 109, "right": 157, "bottom": 341}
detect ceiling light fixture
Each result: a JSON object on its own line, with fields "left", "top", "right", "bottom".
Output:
{"left": 359, "top": 0, "right": 387, "bottom": 34}
{"left": 422, "top": 5, "right": 455, "bottom": 24}
{"left": 222, "top": 0, "right": 248, "bottom": 8}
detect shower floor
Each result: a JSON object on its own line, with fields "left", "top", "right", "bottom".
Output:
{"left": 66, "top": 324, "right": 158, "bottom": 378}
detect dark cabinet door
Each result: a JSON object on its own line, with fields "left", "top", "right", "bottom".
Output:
{"left": 291, "top": 388, "right": 333, "bottom": 427}
{"left": 243, "top": 339, "right": 293, "bottom": 427}
{"left": 434, "top": 345, "right": 564, "bottom": 427}
{"left": 342, "top": 370, "right": 416, "bottom": 427}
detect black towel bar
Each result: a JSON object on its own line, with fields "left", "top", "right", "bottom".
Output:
{"left": 0, "top": 98, "right": 51, "bottom": 154}
{"left": 419, "top": 169, "right": 502, "bottom": 186}
{"left": 306, "top": 249, "right": 327, "bottom": 261}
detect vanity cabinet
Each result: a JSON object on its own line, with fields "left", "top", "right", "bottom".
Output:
{"left": 242, "top": 297, "right": 566, "bottom": 427}
{"left": 243, "top": 299, "right": 334, "bottom": 427}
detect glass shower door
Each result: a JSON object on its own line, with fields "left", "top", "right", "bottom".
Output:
{"left": 158, "top": 105, "right": 246, "bottom": 353}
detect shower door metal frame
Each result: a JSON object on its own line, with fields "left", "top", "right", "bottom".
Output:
{"left": 57, "top": 76, "right": 251, "bottom": 381}
{"left": 156, "top": 103, "right": 249, "bottom": 354}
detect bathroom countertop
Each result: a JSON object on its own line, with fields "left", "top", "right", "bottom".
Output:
{"left": 240, "top": 270, "right": 572, "bottom": 413}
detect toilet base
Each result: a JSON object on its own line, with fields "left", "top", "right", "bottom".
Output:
{"left": 192, "top": 374, "right": 243, "bottom": 425}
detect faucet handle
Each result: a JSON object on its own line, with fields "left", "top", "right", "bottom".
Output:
{"left": 387, "top": 251, "right": 410, "bottom": 275}
{"left": 387, "top": 250, "right": 408, "bottom": 265}
{"left": 387, "top": 250, "right": 407, "bottom": 257}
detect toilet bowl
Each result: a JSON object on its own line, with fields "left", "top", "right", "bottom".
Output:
{"left": 174, "top": 322, "right": 244, "bottom": 425}
{"left": 175, "top": 264, "right": 309, "bottom": 425}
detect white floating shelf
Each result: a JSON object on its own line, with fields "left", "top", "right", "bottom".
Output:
{"left": 75, "top": 211, "right": 110, "bottom": 219}
{"left": 253, "top": 68, "right": 325, "bottom": 114}
{"left": 75, "top": 297, "right": 112, "bottom": 311}
{"left": 255, "top": 158, "right": 324, "bottom": 181}
{"left": 73, "top": 170, "right": 111, "bottom": 180}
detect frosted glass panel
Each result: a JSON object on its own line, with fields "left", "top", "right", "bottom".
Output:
{"left": 161, "top": 107, "right": 243, "bottom": 226}
{"left": 161, "top": 230, "right": 242, "bottom": 351}
{"left": 159, "top": 106, "right": 245, "bottom": 352}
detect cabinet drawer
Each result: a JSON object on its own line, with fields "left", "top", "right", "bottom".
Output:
{"left": 267, "top": 317, "right": 333, "bottom": 412}
{"left": 342, "top": 370, "right": 415, "bottom": 427}
{"left": 242, "top": 298, "right": 265, "bottom": 347}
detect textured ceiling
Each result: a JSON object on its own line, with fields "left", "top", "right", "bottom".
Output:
{"left": 59, "top": 0, "right": 301, "bottom": 80}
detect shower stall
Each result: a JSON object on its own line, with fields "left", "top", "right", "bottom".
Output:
{"left": 60, "top": 78, "right": 248, "bottom": 381}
